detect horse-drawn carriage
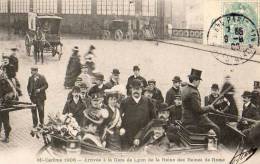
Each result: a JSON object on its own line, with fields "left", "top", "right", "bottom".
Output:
{"left": 25, "top": 12, "right": 63, "bottom": 64}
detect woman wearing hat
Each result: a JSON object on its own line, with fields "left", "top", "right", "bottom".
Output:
{"left": 64, "top": 46, "right": 81, "bottom": 89}
{"left": 102, "top": 90, "right": 123, "bottom": 151}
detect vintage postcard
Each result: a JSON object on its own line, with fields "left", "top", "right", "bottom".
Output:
{"left": 0, "top": 0, "right": 260, "bottom": 164}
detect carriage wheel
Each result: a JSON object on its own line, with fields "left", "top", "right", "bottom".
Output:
{"left": 25, "top": 35, "right": 31, "bottom": 56}
{"left": 37, "top": 145, "right": 62, "bottom": 158}
{"left": 137, "top": 31, "right": 144, "bottom": 40}
{"left": 102, "top": 30, "right": 110, "bottom": 40}
{"left": 125, "top": 30, "right": 134, "bottom": 41}
{"left": 114, "top": 29, "right": 123, "bottom": 41}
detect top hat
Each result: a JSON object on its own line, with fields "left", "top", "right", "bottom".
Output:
{"left": 83, "top": 110, "right": 103, "bottom": 125}
{"left": 72, "top": 46, "right": 79, "bottom": 51}
{"left": 93, "top": 72, "right": 105, "bottom": 81}
{"left": 31, "top": 66, "right": 38, "bottom": 71}
{"left": 211, "top": 83, "right": 219, "bottom": 90}
{"left": 188, "top": 68, "right": 202, "bottom": 80}
{"left": 172, "top": 76, "right": 182, "bottom": 82}
{"left": 254, "top": 81, "right": 260, "bottom": 89}
{"left": 133, "top": 65, "right": 140, "bottom": 71}
{"left": 148, "top": 79, "right": 156, "bottom": 84}
{"left": 130, "top": 79, "right": 142, "bottom": 89}
{"left": 112, "top": 68, "right": 120, "bottom": 75}
{"left": 241, "top": 91, "right": 252, "bottom": 98}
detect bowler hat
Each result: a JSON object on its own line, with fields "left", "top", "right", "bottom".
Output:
{"left": 11, "top": 48, "right": 18, "bottom": 51}
{"left": 72, "top": 86, "right": 81, "bottom": 93}
{"left": 93, "top": 73, "right": 105, "bottom": 81}
{"left": 148, "top": 79, "right": 156, "bottom": 84}
{"left": 130, "top": 79, "right": 142, "bottom": 89}
{"left": 152, "top": 119, "right": 166, "bottom": 127}
{"left": 133, "top": 65, "right": 140, "bottom": 71}
{"left": 254, "top": 81, "right": 260, "bottom": 89}
{"left": 172, "top": 76, "right": 182, "bottom": 82}
{"left": 112, "top": 68, "right": 120, "bottom": 75}
{"left": 72, "top": 46, "right": 79, "bottom": 51}
{"left": 158, "top": 103, "right": 170, "bottom": 112}
{"left": 89, "top": 91, "right": 104, "bottom": 100}
{"left": 90, "top": 45, "right": 95, "bottom": 50}
{"left": 83, "top": 110, "right": 103, "bottom": 125}
{"left": 241, "top": 91, "right": 252, "bottom": 98}
{"left": 188, "top": 68, "right": 202, "bottom": 80}
{"left": 211, "top": 84, "right": 219, "bottom": 90}
{"left": 143, "top": 86, "right": 153, "bottom": 93}
{"left": 31, "top": 66, "right": 38, "bottom": 71}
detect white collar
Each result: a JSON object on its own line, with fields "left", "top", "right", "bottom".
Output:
{"left": 132, "top": 96, "right": 141, "bottom": 103}
{"left": 98, "top": 84, "right": 104, "bottom": 89}
{"left": 245, "top": 102, "right": 250, "bottom": 107}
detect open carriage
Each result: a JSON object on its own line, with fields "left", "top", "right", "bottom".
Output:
{"left": 25, "top": 12, "right": 63, "bottom": 64}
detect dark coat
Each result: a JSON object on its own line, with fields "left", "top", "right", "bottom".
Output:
{"left": 27, "top": 73, "right": 48, "bottom": 103}
{"left": 9, "top": 54, "right": 18, "bottom": 73}
{"left": 242, "top": 103, "right": 259, "bottom": 120}
{"left": 251, "top": 90, "right": 260, "bottom": 108}
{"left": 126, "top": 75, "right": 147, "bottom": 95}
{"left": 181, "top": 84, "right": 211, "bottom": 125}
{"left": 120, "top": 96, "right": 156, "bottom": 149}
{"left": 3, "top": 64, "right": 16, "bottom": 79}
{"left": 104, "top": 79, "right": 118, "bottom": 89}
{"left": 151, "top": 87, "right": 164, "bottom": 104}
{"left": 0, "top": 78, "right": 16, "bottom": 104}
{"left": 64, "top": 54, "right": 81, "bottom": 88}
{"left": 165, "top": 87, "right": 181, "bottom": 106}
{"left": 63, "top": 98, "right": 85, "bottom": 125}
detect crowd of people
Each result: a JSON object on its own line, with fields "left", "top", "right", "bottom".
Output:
{"left": 1, "top": 45, "right": 260, "bottom": 152}
{"left": 60, "top": 45, "right": 260, "bottom": 151}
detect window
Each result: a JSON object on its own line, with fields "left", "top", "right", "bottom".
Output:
{"left": 0, "top": 0, "right": 8, "bottom": 13}
{"left": 33, "top": 0, "right": 58, "bottom": 13}
{"left": 97, "top": 0, "right": 135, "bottom": 16}
{"left": 62, "top": 0, "right": 91, "bottom": 14}
{"left": 142, "top": 0, "right": 157, "bottom": 16}
{"left": 11, "top": 0, "right": 30, "bottom": 13}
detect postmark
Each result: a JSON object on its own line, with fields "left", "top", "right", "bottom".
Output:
{"left": 207, "top": 13, "right": 259, "bottom": 65}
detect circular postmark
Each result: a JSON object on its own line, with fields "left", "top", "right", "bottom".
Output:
{"left": 207, "top": 13, "right": 259, "bottom": 65}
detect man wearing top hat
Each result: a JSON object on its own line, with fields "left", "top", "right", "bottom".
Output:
{"left": 27, "top": 67, "right": 48, "bottom": 128}
{"left": 88, "top": 73, "right": 109, "bottom": 97}
{"left": 104, "top": 69, "right": 120, "bottom": 89}
{"left": 251, "top": 81, "right": 260, "bottom": 108}
{"left": 147, "top": 79, "right": 164, "bottom": 104}
{"left": 237, "top": 91, "right": 260, "bottom": 131}
{"left": 126, "top": 65, "right": 147, "bottom": 96}
{"left": 64, "top": 46, "right": 81, "bottom": 89}
{"left": 120, "top": 79, "right": 156, "bottom": 150}
{"left": 165, "top": 76, "right": 182, "bottom": 106}
{"left": 181, "top": 68, "right": 220, "bottom": 137}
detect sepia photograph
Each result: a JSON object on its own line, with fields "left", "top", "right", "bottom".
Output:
{"left": 0, "top": 0, "right": 260, "bottom": 164}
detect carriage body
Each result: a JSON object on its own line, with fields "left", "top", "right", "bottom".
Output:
{"left": 25, "top": 12, "right": 63, "bottom": 62}
{"left": 102, "top": 20, "right": 134, "bottom": 41}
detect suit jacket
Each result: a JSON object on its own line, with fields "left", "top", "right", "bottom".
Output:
{"left": 126, "top": 75, "right": 147, "bottom": 95}
{"left": 181, "top": 84, "right": 211, "bottom": 125}
{"left": 165, "top": 87, "right": 181, "bottom": 106}
{"left": 242, "top": 103, "right": 259, "bottom": 120}
{"left": 27, "top": 73, "right": 48, "bottom": 102}
{"left": 152, "top": 87, "right": 164, "bottom": 104}
{"left": 9, "top": 55, "right": 18, "bottom": 73}
{"left": 120, "top": 96, "right": 156, "bottom": 149}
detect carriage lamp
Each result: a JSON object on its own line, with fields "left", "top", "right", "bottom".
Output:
{"left": 207, "top": 129, "right": 218, "bottom": 151}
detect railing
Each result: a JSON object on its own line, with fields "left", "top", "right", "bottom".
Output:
{"left": 171, "top": 28, "right": 203, "bottom": 39}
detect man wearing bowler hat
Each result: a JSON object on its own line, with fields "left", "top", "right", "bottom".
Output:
{"left": 105, "top": 68, "right": 120, "bottom": 89}
{"left": 147, "top": 79, "right": 164, "bottom": 104}
{"left": 120, "top": 79, "right": 156, "bottom": 150}
{"left": 126, "top": 65, "right": 147, "bottom": 96}
{"left": 27, "top": 67, "right": 48, "bottom": 128}
{"left": 88, "top": 73, "right": 109, "bottom": 97}
{"left": 181, "top": 68, "right": 220, "bottom": 137}
{"left": 165, "top": 76, "right": 182, "bottom": 106}
{"left": 237, "top": 91, "right": 260, "bottom": 131}
{"left": 252, "top": 81, "right": 260, "bottom": 108}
